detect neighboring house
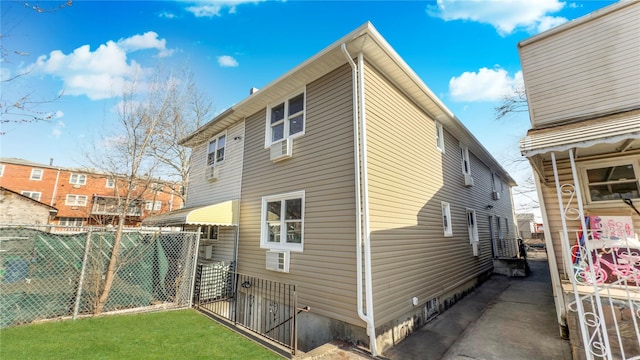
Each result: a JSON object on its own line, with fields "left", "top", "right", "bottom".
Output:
{"left": 519, "top": 2, "right": 640, "bottom": 359}
{"left": 516, "top": 213, "right": 535, "bottom": 239}
{"left": 145, "top": 22, "right": 517, "bottom": 355}
{"left": 0, "top": 158, "right": 183, "bottom": 230}
{"left": 0, "top": 186, "right": 58, "bottom": 225}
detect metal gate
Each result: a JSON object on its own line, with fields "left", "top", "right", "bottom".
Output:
{"left": 193, "top": 263, "right": 301, "bottom": 355}
{"left": 551, "top": 151, "right": 640, "bottom": 359}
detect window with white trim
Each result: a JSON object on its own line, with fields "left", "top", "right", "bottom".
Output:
{"left": 0, "top": 164, "right": 4, "bottom": 177}
{"left": 261, "top": 191, "right": 305, "bottom": 251}
{"left": 504, "top": 217, "right": 510, "bottom": 238}
{"left": 66, "top": 194, "right": 88, "bottom": 206}
{"left": 207, "top": 133, "right": 226, "bottom": 167}
{"left": 30, "top": 169, "right": 43, "bottom": 180}
{"left": 106, "top": 178, "right": 115, "bottom": 188}
{"left": 466, "top": 209, "right": 479, "bottom": 243}
{"left": 581, "top": 159, "right": 640, "bottom": 204}
{"left": 441, "top": 201, "right": 452, "bottom": 237}
{"left": 460, "top": 144, "right": 471, "bottom": 175}
{"left": 436, "top": 122, "right": 445, "bottom": 153}
{"left": 69, "top": 173, "right": 87, "bottom": 185}
{"left": 21, "top": 191, "right": 42, "bottom": 201}
{"left": 492, "top": 173, "right": 501, "bottom": 192}
{"left": 200, "top": 225, "right": 219, "bottom": 241}
{"left": 145, "top": 201, "right": 162, "bottom": 211}
{"left": 266, "top": 91, "right": 305, "bottom": 146}
{"left": 59, "top": 218, "right": 84, "bottom": 226}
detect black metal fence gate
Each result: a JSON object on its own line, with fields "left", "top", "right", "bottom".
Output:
{"left": 193, "top": 262, "right": 299, "bottom": 354}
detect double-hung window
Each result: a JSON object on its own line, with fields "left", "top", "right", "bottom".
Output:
{"left": 0, "top": 164, "right": 4, "bottom": 177}
{"left": 66, "top": 194, "right": 88, "bottom": 206}
{"left": 70, "top": 173, "right": 87, "bottom": 185}
{"left": 21, "top": 191, "right": 42, "bottom": 201}
{"left": 31, "top": 169, "right": 43, "bottom": 180}
{"left": 441, "top": 202, "right": 452, "bottom": 237}
{"left": 106, "top": 178, "right": 115, "bottom": 188}
{"left": 261, "top": 191, "right": 305, "bottom": 251}
{"left": 460, "top": 144, "right": 471, "bottom": 175}
{"left": 436, "top": 122, "right": 445, "bottom": 153}
{"left": 466, "top": 209, "right": 479, "bottom": 243}
{"left": 581, "top": 159, "right": 640, "bottom": 204}
{"left": 207, "top": 133, "right": 226, "bottom": 167}
{"left": 266, "top": 91, "right": 305, "bottom": 146}
{"left": 145, "top": 201, "right": 162, "bottom": 211}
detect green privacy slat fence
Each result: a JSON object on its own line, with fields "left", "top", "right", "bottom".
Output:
{"left": 0, "top": 225, "right": 199, "bottom": 328}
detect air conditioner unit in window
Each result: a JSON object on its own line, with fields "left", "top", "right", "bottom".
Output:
{"left": 492, "top": 191, "right": 501, "bottom": 200}
{"left": 205, "top": 166, "right": 219, "bottom": 182}
{"left": 463, "top": 174, "right": 474, "bottom": 187}
{"left": 270, "top": 139, "right": 292, "bottom": 162}
{"left": 265, "top": 250, "right": 290, "bottom": 273}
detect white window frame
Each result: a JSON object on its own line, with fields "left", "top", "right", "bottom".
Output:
{"left": 466, "top": 208, "right": 479, "bottom": 243}
{"left": 504, "top": 217, "right": 510, "bottom": 238}
{"left": 441, "top": 201, "right": 452, "bottom": 237}
{"left": 65, "top": 194, "right": 88, "bottom": 206}
{"left": 579, "top": 157, "right": 640, "bottom": 205}
{"left": 153, "top": 200, "right": 162, "bottom": 211}
{"left": 207, "top": 132, "right": 227, "bottom": 167}
{"left": 200, "top": 225, "right": 219, "bottom": 241}
{"left": 435, "top": 122, "right": 445, "bottom": 153}
{"left": 69, "top": 173, "right": 87, "bottom": 185}
{"left": 59, "top": 217, "right": 84, "bottom": 227}
{"left": 21, "top": 191, "right": 42, "bottom": 201}
{"left": 106, "top": 178, "right": 115, "bottom": 188}
{"left": 492, "top": 173, "right": 502, "bottom": 192}
{"left": 260, "top": 190, "right": 305, "bottom": 252}
{"left": 30, "top": 168, "right": 43, "bottom": 180}
{"left": 0, "top": 164, "right": 4, "bottom": 177}
{"left": 496, "top": 216, "right": 503, "bottom": 240}
{"left": 264, "top": 89, "right": 306, "bottom": 148}
{"left": 460, "top": 143, "right": 471, "bottom": 176}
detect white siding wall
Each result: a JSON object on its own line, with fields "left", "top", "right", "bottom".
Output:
{"left": 520, "top": 2, "right": 640, "bottom": 127}
{"left": 186, "top": 121, "right": 245, "bottom": 207}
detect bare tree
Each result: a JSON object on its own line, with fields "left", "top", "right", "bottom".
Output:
{"left": 0, "top": 1, "right": 71, "bottom": 128}
{"left": 87, "top": 76, "right": 172, "bottom": 314}
{"left": 495, "top": 83, "right": 528, "bottom": 121}
{"left": 147, "top": 66, "right": 213, "bottom": 202}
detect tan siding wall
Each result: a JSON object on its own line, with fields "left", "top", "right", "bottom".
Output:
{"left": 210, "top": 227, "right": 236, "bottom": 263}
{"left": 186, "top": 121, "right": 245, "bottom": 208}
{"left": 363, "top": 62, "right": 515, "bottom": 326}
{"left": 238, "top": 64, "right": 362, "bottom": 326}
{"left": 520, "top": 2, "right": 640, "bottom": 127}
{"left": 539, "top": 153, "right": 640, "bottom": 279}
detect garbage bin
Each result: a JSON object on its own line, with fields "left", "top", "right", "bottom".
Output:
{"left": 5, "top": 258, "right": 29, "bottom": 283}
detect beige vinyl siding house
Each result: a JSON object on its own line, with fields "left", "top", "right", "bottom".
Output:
{"left": 519, "top": 2, "right": 640, "bottom": 358}
{"left": 159, "top": 22, "right": 517, "bottom": 356}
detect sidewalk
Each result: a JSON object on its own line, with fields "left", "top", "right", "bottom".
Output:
{"left": 384, "top": 252, "right": 572, "bottom": 360}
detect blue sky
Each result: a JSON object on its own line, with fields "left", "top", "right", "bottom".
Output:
{"left": 1, "top": 0, "right": 616, "bottom": 210}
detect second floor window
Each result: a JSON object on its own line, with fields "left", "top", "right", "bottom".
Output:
{"left": 31, "top": 169, "right": 43, "bottom": 180}
{"left": 106, "top": 178, "right": 115, "bottom": 188}
{"left": 70, "top": 173, "right": 87, "bottom": 185}
{"left": 266, "top": 92, "right": 305, "bottom": 146}
{"left": 0, "top": 164, "right": 4, "bottom": 177}
{"left": 460, "top": 144, "right": 471, "bottom": 176}
{"left": 145, "top": 201, "right": 162, "bottom": 211}
{"left": 207, "top": 134, "right": 226, "bottom": 166}
{"left": 66, "top": 194, "right": 88, "bottom": 206}
{"left": 436, "top": 122, "right": 445, "bottom": 153}
{"left": 21, "top": 191, "right": 42, "bottom": 201}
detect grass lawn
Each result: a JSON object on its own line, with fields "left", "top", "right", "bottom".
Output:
{"left": 0, "top": 309, "right": 283, "bottom": 359}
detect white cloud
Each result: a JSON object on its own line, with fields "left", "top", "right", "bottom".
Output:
{"left": 51, "top": 120, "right": 65, "bottom": 138}
{"left": 217, "top": 55, "right": 239, "bottom": 67}
{"left": 427, "top": 0, "right": 567, "bottom": 35}
{"left": 159, "top": 11, "right": 177, "bottom": 19}
{"left": 449, "top": 67, "right": 522, "bottom": 102}
{"left": 31, "top": 32, "right": 174, "bottom": 100}
{"left": 185, "top": 0, "right": 265, "bottom": 17}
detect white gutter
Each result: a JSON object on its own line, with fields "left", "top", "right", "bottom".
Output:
{"left": 341, "top": 44, "right": 378, "bottom": 357}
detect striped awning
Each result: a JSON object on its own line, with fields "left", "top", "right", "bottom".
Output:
{"left": 142, "top": 200, "right": 239, "bottom": 227}
{"left": 520, "top": 109, "right": 640, "bottom": 158}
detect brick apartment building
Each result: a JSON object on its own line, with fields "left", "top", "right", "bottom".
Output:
{"left": 0, "top": 158, "right": 184, "bottom": 229}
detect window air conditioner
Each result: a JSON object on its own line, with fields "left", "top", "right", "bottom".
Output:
{"left": 463, "top": 174, "right": 474, "bottom": 187}
{"left": 265, "top": 250, "right": 290, "bottom": 273}
{"left": 270, "top": 139, "right": 293, "bottom": 162}
{"left": 205, "top": 166, "right": 219, "bottom": 182}
{"left": 492, "top": 191, "right": 500, "bottom": 200}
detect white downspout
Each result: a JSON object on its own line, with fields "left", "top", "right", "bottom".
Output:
{"left": 341, "top": 43, "right": 377, "bottom": 357}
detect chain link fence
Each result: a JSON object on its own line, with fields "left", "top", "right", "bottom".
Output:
{"left": 0, "top": 225, "right": 199, "bottom": 328}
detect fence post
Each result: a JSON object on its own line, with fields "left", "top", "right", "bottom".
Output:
{"left": 73, "top": 228, "right": 93, "bottom": 320}
{"left": 188, "top": 230, "right": 201, "bottom": 308}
